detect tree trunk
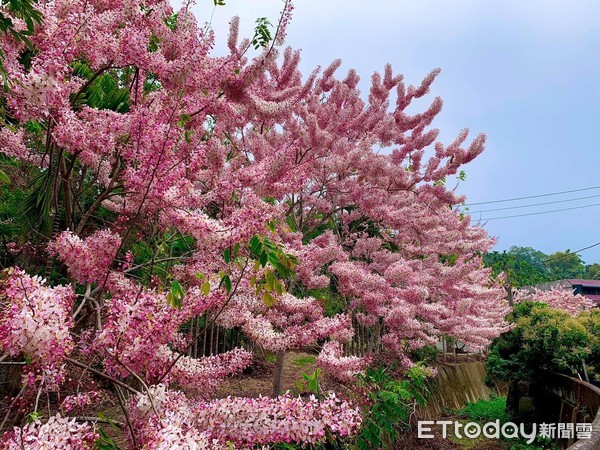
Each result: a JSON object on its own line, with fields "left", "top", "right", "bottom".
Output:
{"left": 582, "top": 359, "right": 590, "bottom": 382}
{"left": 506, "top": 284, "right": 514, "bottom": 307}
{"left": 272, "top": 351, "right": 286, "bottom": 397}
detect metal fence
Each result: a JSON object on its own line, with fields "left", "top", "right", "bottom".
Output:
{"left": 185, "top": 317, "right": 255, "bottom": 358}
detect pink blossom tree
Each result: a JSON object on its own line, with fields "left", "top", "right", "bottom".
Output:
{"left": 514, "top": 286, "right": 594, "bottom": 316}
{"left": 0, "top": 0, "right": 509, "bottom": 445}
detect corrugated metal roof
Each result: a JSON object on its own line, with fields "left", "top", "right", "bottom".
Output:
{"left": 566, "top": 279, "right": 600, "bottom": 287}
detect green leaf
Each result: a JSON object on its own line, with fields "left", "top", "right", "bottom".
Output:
{"left": 285, "top": 215, "right": 297, "bottom": 232}
{"left": 259, "top": 251, "right": 268, "bottom": 267}
{"left": 273, "top": 278, "right": 284, "bottom": 295}
{"left": 172, "top": 280, "right": 185, "bottom": 298}
{"left": 95, "top": 427, "right": 122, "bottom": 449}
{"left": 201, "top": 281, "right": 211, "bottom": 296}
{"left": 167, "top": 281, "right": 185, "bottom": 309}
{"left": 250, "top": 235, "right": 261, "bottom": 255}
{"left": 262, "top": 291, "right": 276, "bottom": 307}
{"left": 177, "top": 113, "right": 190, "bottom": 127}
{"left": 219, "top": 274, "right": 232, "bottom": 293}
{"left": 166, "top": 292, "right": 176, "bottom": 309}
{"left": 232, "top": 243, "right": 240, "bottom": 257}
{"left": 0, "top": 169, "right": 9, "bottom": 184}
{"left": 308, "top": 376, "right": 319, "bottom": 392}
{"left": 223, "top": 247, "right": 231, "bottom": 263}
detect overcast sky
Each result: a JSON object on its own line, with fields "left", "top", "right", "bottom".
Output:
{"left": 177, "top": 0, "right": 600, "bottom": 263}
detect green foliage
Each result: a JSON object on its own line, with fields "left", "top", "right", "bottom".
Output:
{"left": 486, "top": 302, "right": 592, "bottom": 385}
{"left": 164, "top": 12, "right": 178, "bottom": 31}
{"left": 456, "top": 396, "right": 561, "bottom": 449}
{"left": 0, "top": 0, "right": 42, "bottom": 80}
{"left": 353, "top": 365, "right": 429, "bottom": 450}
{"left": 292, "top": 355, "right": 316, "bottom": 368}
{"left": 305, "top": 286, "right": 346, "bottom": 317}
{"left": 0, "top": 168, "right": 9, "bottom": 183}
{"left": 71, "top": 62, "right": 130, "bottom": 113}
{"left": 291, "top": 369, "right": 321, "bottom": 399}
{"left": 2, "top": 62, "right": 131, "bottom": 245}
{"left": 585, "top": 263, "right": 600, "bottom": 280}
{"left": 125, "top": 231, "right": 194, "bottom": 288}
{"left": 94, "top": 428, "right": 121, "bottom": 450}
{"left": 252, "top": 17, "right": 273, "bottom": 50}
{"left": 576, "top": 308, "right": 600, "bottom": 379}
{"left": 458, "top": 395, "right": 509, "bottom": 423}
{"left": 0, "top": 159, "right": 26, "bottom": 241}
{"left": 409, "top": 345, "right": 439, "bottom": 365}
{"left": 17, "top": 166, "right": 57, "bottom": 237}
{"left": 302, "top": 369, "right": 321, "bottom": 394}
{"left": 545, "top": 250, "right": 586, "bottom": 280}
{"left": 248, "top": 234, "right": 299, "bottom": 306}
{"left": 484, "top": 245, "right": 590, "bottom": 288}
{"left": 483, "top": 246, "right": 551, "bottom": 288}
{"left": 166, "top": 280, "right": 185, "bottom": 309}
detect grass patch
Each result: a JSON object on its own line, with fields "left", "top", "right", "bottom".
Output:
{"left": 292, "top": 355, "right": 316, "bottom": 367}
{"left": 447, "top": 419, "right": 498, "bottom": 449}
{"left": 458, "top": 395, "right": 509, "bottom": 422}
{"left": 265, "top": 354, "right": 277, "bottom": 363}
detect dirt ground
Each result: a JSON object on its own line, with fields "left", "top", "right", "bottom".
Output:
{"left": 215, "top": 349, "right": 348, "bottom": 398}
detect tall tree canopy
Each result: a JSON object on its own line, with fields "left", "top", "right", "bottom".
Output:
{"left": 484, "top": 245, "right": 591, "bottom": 289}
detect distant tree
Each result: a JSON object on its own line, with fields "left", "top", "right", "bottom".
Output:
{"left": 586, "top": 263, "right": 600, "bottom": 280}
{"left": 545, "top": 250, "right": 586, "bottom": 280}
{"left": 484, "top": 246, "right": 593, "bottom": 290}
{"left": 483, "top": 246, "right": 551, "bottom": 289}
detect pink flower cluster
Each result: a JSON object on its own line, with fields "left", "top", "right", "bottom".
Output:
{"left": 0, "top": 268, "right": 74, "bottom": 384}
{"left": 317, "top": 341, "right": 369, "bottom": 382}
{"left": 128, "top": 385, "right": 217, "bottom": 450}
{"left": 196, "top": 392, "right": 362, "bottom": 447}
{"left": 94, "top": 280, "right": 229, "bottom": 382}
{"left": 129, "top": 385, "right": 361, "bottom": 449}
{"left": 94, "top": 289, "right": 187, "bottom": 379}
{"left": 156, "top": 346, "right": 252, "bottom": 395}
{"left": 61, "top": 391, "right": 99, "bottom": 413}
{"left": 219, "top": 292, "right": 353, "bottom": 353}
{"left": 49, "top": 230, "right": 121, "bottom": 284}
{"left": 1, "top": 414, "right": 97, "bottom": 449}
{"left": 514, "top": 287, "right": 594, "bottom": 316}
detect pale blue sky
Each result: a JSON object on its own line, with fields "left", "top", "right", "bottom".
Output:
{"left": 179, "top": 0, "right": 600, "bottom": 263}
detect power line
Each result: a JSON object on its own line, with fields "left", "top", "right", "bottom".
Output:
{"left": 542, "top": 242, "right": 600, "bottom": 263}
{"left": 475, "top": 202, "right": 600, "bottom": 221}
{"left": 467, "top": 193, "right": 600, "bottom": 214}
{"left": 464, "top": 185, "right": 600, "bottom": 206}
